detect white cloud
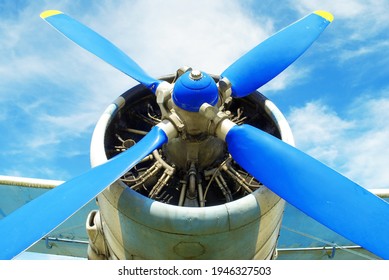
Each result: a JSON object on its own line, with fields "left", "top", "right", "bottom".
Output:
{"left": 85, "top": 0, "right": 275, "bottom": 76}
{"left": 287, "top": 101, "right": 355, "bottom": 166}
{"left": 287, "top": 94, "right": 389, "bottom": 189}
{"left": 341, "top": 94, "right": 389, "bottom": 188}
{"left": 338, "top": 40, "right": 389, "bottom": 64}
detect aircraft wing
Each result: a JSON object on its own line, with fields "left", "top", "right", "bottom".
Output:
{"left": 0, "top": 175, "right": 63, "bottom": 189}
{"left": 0, "top": 175, "right": 95, "bottom": 259}
{"left": 1, "top": 175, "right": 388, "bottom": 260}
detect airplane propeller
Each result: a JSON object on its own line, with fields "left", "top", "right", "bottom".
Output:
{"left": 1, "top": 9, "right": 388, "bottom": 260}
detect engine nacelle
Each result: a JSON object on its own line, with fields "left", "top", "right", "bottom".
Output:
{"left": 87, "top": 73, "right": 294, "bottom": 259}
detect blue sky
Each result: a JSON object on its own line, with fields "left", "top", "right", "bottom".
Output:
{"left": 1, "top": 0, "right": 389, "bottom": 190}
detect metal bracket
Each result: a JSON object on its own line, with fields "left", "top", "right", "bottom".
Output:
{"left": 155, "top": 81, "right": 174, "bottom": 119}
{"left": 218, "top": 77, "right": 232, "bottom": 102}
{"left": 199, "top": 103, "right": 235, "bottom": 141}
{"left": 166, "top": 110, "right": 185, "bottom": 133}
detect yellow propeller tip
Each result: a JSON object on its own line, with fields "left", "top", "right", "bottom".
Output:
{"left": 40, "top": 10, "right": 62, "bottom": 19}
{"left": 314, "top": 10, "right": 334, "bottom": 22}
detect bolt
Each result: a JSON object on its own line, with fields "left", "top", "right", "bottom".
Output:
{"left": 189, "top": 69, "right": 203, "bottom": 80}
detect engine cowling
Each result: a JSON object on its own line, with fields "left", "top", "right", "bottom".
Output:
{"left": 87, "top": 73, "right": 294, "bottom": 260}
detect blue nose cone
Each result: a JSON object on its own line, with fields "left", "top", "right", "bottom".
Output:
{"left": 172, "top": 70, "right": 218, "bottom": 112}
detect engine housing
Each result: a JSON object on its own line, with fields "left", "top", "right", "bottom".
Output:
{"left": 87, "top": 74, "right": 294, "bottom": 259}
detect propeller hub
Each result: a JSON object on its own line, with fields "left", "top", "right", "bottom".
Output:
{"left": 172, "top": 70, "right": 218, "bottom": 112}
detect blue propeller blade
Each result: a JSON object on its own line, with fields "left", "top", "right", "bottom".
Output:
{"left": 0, "top": 125, "right": 168, "bottom": 259}
{"left": 221, "top": 11, "right": 333, "bottom": 98}
{"left": 225, "top": 124, "right": 389, "bottom": 259}
{"left": 40, "top": 10, "right": 160, "bottom": 92}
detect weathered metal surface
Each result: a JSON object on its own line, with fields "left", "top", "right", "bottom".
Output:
{"left": 88, "top": 75, "right": 293, "bottom": 259}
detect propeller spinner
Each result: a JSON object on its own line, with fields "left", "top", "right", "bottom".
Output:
{"left": 172, "top": 69, "right": 218, "bottom": 112}
{"left": 1, "top": 9, "right": 388, "bottom": 260}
